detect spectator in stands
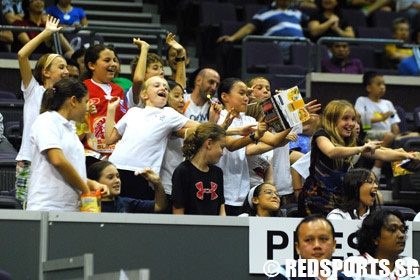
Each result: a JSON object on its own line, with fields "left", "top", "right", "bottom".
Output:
{"left": 71, "top": 47, "right": 86, "bottom": 77}
{"left": 347, "top": 209, "right": 418, "bottom": 280}
{"left": 80, "top": 44, "right": 127, "bottom": 168}
{"left": 216, "top": 0, "right": 307, "bottom": 62}
{"left": 355, "top": 71, "right": 400, "bottom": 179}
{"left": 105, "top": 76, "right": 198, "bottom": 200}
{"left": 171, "top": 122, "right": 226, "bottom": 216}
{"left": 15, "top": 16, "right": 69, "bottom": 207}
{"left": 26, "top": 78, "right": 109, "bottom": 211}
{"left": 183, "top": 67, "right": 222, "bottom": 123}
{"left": 216, "top": 78, "right": 298, "bottom": 215}
{"left": 298, "top": 100, "right": 414, "bottom": 216}
{"left": 0, "top": 112, "right": 17, "bottom": 153}
{"left": 126, "top": 33, "right": 185, "bottom": 108}
{"left": 65, "top": 57, "right": 79, "bottom": 79}
{"left": 12, "top": 0, "right": 74, "bottom": 57}
{"left": 308, "top": 0, "right": 355, "bottom": 42}
{"left": 165, "top": 38, "right": 189, "bottom": 88}
{"left": 269, "top": 214, "right": 352, "bottom": 280}
{"left": 87, "top": 161, "right": 167, "bottom": 213}
{"left": 45, "top": 0, "right": 87, "bottom": 27}
{"left": 246, "top": 77, "right": 301, "bottom": 207}
{"left": 2, "top": 0, "right": 23, "bottom": 24}
{"left": 327, "top": 168, "right": 379, "bottom": 220}
{"left": 0, "top": 13, "right": 13, "bottom": 52}
{"left": 322, "top": 41, "right": 364, "bottom": 74}
{"left": 385, "top": 17, "right": 413, "bottom": 69}
{"left": 239, "top": 183, "right": 282, "bottom": 217}
{"left": 398, "top": 28, "right": 420, "bottom": 76}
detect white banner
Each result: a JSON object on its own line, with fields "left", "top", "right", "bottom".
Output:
{"left": 249, "top": 217, "right": 413, "bottom": 274}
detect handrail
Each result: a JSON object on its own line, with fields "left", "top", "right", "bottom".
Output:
{"left": 0, "top": 25, "right": 170, "bottom": 56}
{"left": 315, "top": 37, "right": 410, "bottom": 72}
{"left": 242, "top": 35, "right": 312, "bottom": 79}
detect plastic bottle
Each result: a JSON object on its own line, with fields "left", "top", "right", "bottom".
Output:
{"left": 362, "top": 106, "right": 371, "bottom": 133}
{"left": 80, "top": 190, "right": 101, "bottom": 212}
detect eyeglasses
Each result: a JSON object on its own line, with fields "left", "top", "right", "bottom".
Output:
{"left": 383, "top": 224, "right": 408, "bottom": 235}
{"left": 260, "top": 189, "right": 280, "bottom": 198}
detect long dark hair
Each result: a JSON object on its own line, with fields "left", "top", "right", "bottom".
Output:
{"left": 339, "top": 168, "right": 379, "bottom": 219}
{"left": 40, "top": 78, "right": 87, "bottom": 113}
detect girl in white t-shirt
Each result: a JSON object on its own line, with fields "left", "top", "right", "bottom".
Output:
{"left": 27, "top": 78, "right": 109, "bottom": 211}
{"left": 16, "top": 16, "right": 70, "bottom": 207}
{"left": 216, "top": 77, "right": 294, "bottom": 216}
{"left": 105, "top": 76, "right": 198, "bottom": 200}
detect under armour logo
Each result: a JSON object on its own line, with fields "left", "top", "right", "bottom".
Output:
{"left": 195, "top": 182, "right": 218, "bottom": 200}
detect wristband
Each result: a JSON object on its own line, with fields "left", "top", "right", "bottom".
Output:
{"left": 249, "top": 132, "right": 259, "bottom": 144}
{"left": 175, "top": 56, "right": 185, "bottom": 62}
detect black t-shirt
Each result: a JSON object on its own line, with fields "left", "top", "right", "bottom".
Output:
{"left": 171, "top": 160, "right": 224, "bottom": 215}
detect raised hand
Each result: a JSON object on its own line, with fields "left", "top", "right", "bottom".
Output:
{"left": 165, "top": 33, "right": 184, "bottom": 52}
{"left": 45, "top": 15, "right": 63, "bottom": 34}
{"left": 133, "top": 37, "right": 150, "bottom": 51}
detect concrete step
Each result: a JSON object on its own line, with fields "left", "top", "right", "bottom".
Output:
{"left": 72, "top": 0, "right": 144, "bottom": 13}
{"left": 99, "top": 33, "right": 159, "bottom": 44}
{"left": 88, "top": 20, "right": 161, "bottom": 29}
{"left": 85, "top": 10, "right": 159, "bottom": 24}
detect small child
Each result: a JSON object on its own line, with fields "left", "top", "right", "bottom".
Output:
{"left": 171, "top": 122, "right": 226, "bottom": 215}
{"left": 355, "top": 71, "right": 400, "bottom": 179}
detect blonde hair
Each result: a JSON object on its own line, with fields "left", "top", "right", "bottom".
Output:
{"left": 140, "top": 76, "right": 169, "bottom": 106}
{"left": 322, "top": 100, "right": 358, "bottom": 169}
{"left": 33, "top": 53, "right": 63, "bottom": 85}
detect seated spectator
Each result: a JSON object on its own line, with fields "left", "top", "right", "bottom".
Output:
{"left": 87, "top": 161, "right": 167, "bottom": 213}
{"left": 12, "top": 1, "right": 74, "bottom": 57}
{"left": 327, "top": 168, "right": 379, "bottom": 220}
{"left": 0, "top": 112, "right": 17, "bottom": 153}
{"left": 239, "top": 183, "right": 282, "bottom": 217}
{"left": 398, "top": 50, "right": 420, "bottom": 76}
{"left": 355, "top": 71, "right": 401, "bottom": 179}
{"left": 2, "top": 0, "right": 23, "bottom": 24}
{"left": 0, "top": 13, "right": 13, "bottom": 52}
{"left": 217, "top": 0, "right": 307, "bottom": 62}
{"left": 322, "top": 41, "right": 364, "bottom": 74}
{"left": 347, "top": 209, "right": 419, "bottom": 280}
{"left": 45, "top": 0, "right": 87, "bottom": 27}
{"left": 385, "top": 17, "right": 413, "bottom": 69}
{"left": 308, "top": 0, "right": 355, "bottom": 42}
{"left": 398, "top": 29, "right": 420, "bottom": 76}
